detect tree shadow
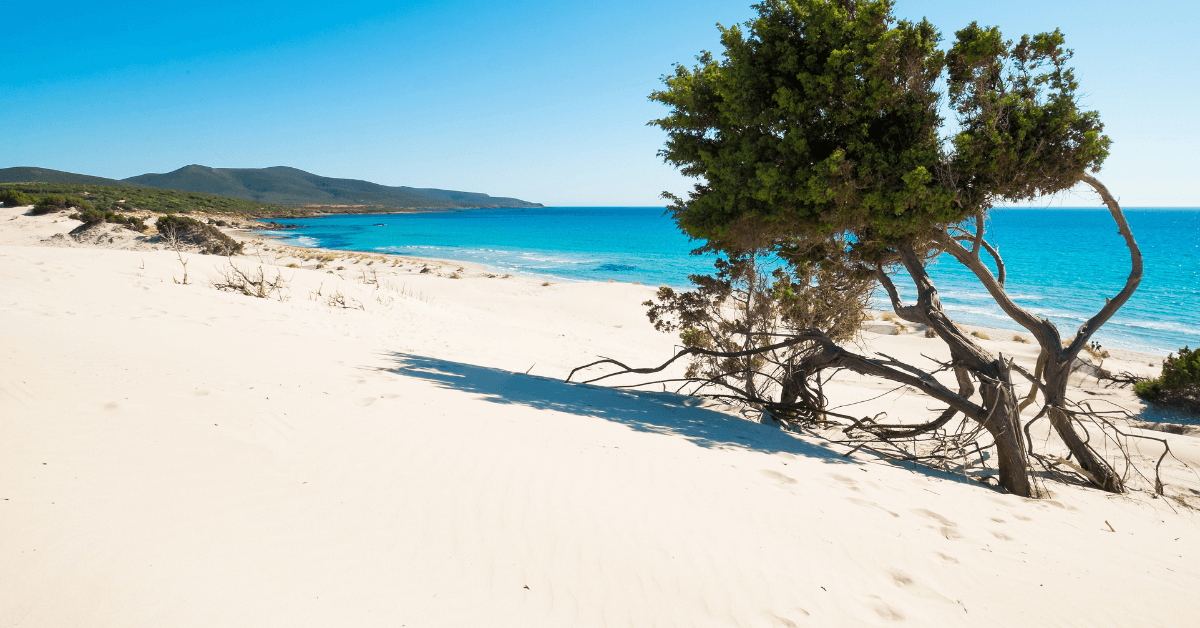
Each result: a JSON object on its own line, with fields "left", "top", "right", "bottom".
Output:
{"left": 373, "top": 352, "right": 866, "bottom": 464}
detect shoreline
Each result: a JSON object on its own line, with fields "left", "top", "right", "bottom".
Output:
{"left": 247, "top": 216, "right": 1179, "bottom": 357}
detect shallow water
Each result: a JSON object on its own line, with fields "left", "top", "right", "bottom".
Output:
{"left": 258, "top": 207, "right": 1199, "bottom": 354}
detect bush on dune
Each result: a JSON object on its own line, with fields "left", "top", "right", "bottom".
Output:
{"left": 69, "top": 208, "right": 148, "bottom": 232}
{"left": 0, "top": 189, "right": 34, "bottom": 207}
{"left": 32, "top": 194, "right": 94, "bottom": 214}
{"left": 155, "top": 214, "right": 243, "bottom": 255}
{"left": 1136, "top": 347, "right": 1200, "bottom": 415}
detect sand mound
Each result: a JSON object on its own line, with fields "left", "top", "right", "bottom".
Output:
{"left": 39, "top": 221, "right": 157, "bottom": 251}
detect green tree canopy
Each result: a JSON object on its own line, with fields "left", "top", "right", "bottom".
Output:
{"left": 651, "top": 0, "right": 1109, "bottom": 261}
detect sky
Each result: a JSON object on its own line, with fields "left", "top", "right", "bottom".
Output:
{"left": 2, "top": 0, "right": 1196, "bottom": 206}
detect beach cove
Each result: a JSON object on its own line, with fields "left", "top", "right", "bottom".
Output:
{"left": 3, "top": 205, "right": 1200, "bottom": 626}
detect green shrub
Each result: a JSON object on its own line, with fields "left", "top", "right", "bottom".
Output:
{"left": 0, "top": 189, "right": 33, "bottom": 207}
{"left": 156, "top": 214, "right": 243, "bottom": 255}
{"left": 76, "top": 208, "right": 107, "bottom": 224}
{"left": 70, "top": 208, "right": 148, "bottom": 232}
{"left": 1135, "top": 346, "right": 1200, "bottom": 414}
{"left": 32, "top": 194, "right": 93, "bottom": 214}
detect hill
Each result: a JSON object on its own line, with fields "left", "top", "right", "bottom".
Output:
{"left": 123, "top": 165, "right": 541, "bottom": 209}
{"left": 0, "top": 167, "right": 134, "bottom": 187}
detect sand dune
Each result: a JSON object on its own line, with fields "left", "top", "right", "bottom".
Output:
{"left": 2, "top": 206, "right": 1198, "bottom": 626}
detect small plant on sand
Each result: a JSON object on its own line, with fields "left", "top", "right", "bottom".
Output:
{"left": 286, "top": 262, "right": 300, "bottom": 268}
{"left": 970, "top": 330, "right": 990, "bottom": 341}
{"left": 325, "top": 288, "right": 364, "bottom": 310}
{"left": 212, "top": 262, "right": 289, "bottom": 301}
{"left": 924, "top": 327, "right": 937, "bottom": 338}
{"left": 1013, "top": 335, "right": 1030, "bottom": 343}
{"left": 173, "top": 252, "right": 191, "bottom": 285}
{"left": 541, "top": 281, "right": 552, "bottom": 286}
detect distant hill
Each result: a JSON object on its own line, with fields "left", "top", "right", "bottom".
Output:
{"left": 123, "top": 165, "right": 541, "bottom": 209}
{"left": 0, "top": 167, "right": 134, "bottom": 187}
{"left": 1, "top": 164, "right": 541, "bottom": 209}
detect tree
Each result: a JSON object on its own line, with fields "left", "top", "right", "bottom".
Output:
{"left": 573, "top": 0, "right": 1146, "bottom": 498}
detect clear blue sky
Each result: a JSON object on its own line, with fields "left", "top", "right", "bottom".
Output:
{"left": 2, "top": 0, "right": 1195, "bottom": 206}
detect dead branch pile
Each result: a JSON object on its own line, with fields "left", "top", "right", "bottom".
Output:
{"left": 211, "top": 262, "right": 289, "bottom": 301}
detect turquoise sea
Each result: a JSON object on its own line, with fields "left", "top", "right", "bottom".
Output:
{"left": 258, "top": 207, "right": 1199, "bottom": 355}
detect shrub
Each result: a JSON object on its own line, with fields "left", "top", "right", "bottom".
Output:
{"left": 1135, "top": 347, "right": 1200, "bottom": 414}
{"left": 1013, "top": 335, "right": 1030, "bottom": 343}
{"left": 0, "top": 189, "right": 34, "bottom": 207}
{"left": 32, "top": 194, "right": 93, "bottom": 214}
{"left": 76, "top": 208, "right": 107, "bottom": 224}
{"left": 971, "top": 330, "right": 990, "bottom": 340}
{"left": 70, "top": 208, "right": 147, "bottom": 231}
{"left": 156, "top": 214, "right": 243, "bottom": 255}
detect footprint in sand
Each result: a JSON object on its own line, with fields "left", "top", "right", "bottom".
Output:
{"left": 761, "top": 469, "right": 797, "bottom": 485}
{"left": 936, "top": 552, "right": 960, "bottom": 564}
{"left": 868, "top": 598, "right": 905, "bottom": 621}
{"left": 846, "top": 497, "right": 900, "bottom": 518}
{"left": 911, "top": 508, "right": 957, "bottom": 527}
{"left": 912, "top": 508, "right": 962, "bottom": 539}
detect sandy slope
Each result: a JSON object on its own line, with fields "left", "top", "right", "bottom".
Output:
{"left": 2, "top": 206, "right": 1199, "bottom": 627}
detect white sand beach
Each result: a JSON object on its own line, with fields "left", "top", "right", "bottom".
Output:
{"left": 3, "top": 206, "right": 1199, "bottom": 626}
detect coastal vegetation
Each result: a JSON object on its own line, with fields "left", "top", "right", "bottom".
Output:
{"left": 1136, "top": 347, "right": 1200, "bottom": 415}
{"left": 32, "top": 193, "right": 93, "bottom": 214}
{"left": 1, "top": 182, "right": 304, "bottom": 217}
{"left": 0, "top": 189, "right": 33, "bottom": 207}
{"left": 577, "top": 0, "right": 1157, "bottom": 498}
{"left": 69, "top": 208, "right": 148, "bottom": 232}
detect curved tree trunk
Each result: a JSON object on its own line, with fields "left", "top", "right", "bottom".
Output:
{"left": 936, "top": 175, "right": 1140, "bottom": 494}
{"left": 873, "top": 246, "right": 1036, "bottom": 497}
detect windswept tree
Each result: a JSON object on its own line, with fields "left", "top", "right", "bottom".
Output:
{"left": 572, "top": 0, "right": 1149, "bottom": 498}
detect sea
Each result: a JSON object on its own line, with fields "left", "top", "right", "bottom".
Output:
{"left": 257, "top": 207, "right": 1200, "bottom": 355}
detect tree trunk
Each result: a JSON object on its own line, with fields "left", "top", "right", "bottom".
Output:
{"left": 1041, "top": 358, "right": 1125, "bottom": 492}
{"left": 978, "top": 360, "right": 1034, "bottom": 497}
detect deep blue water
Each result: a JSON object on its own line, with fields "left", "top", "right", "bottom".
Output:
{"left": 259, "top": 207, "right": 1199, "bottom": 355}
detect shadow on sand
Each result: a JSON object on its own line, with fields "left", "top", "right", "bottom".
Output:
{"left": 375, "top": 352, "right": 860, "bottom": 463}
